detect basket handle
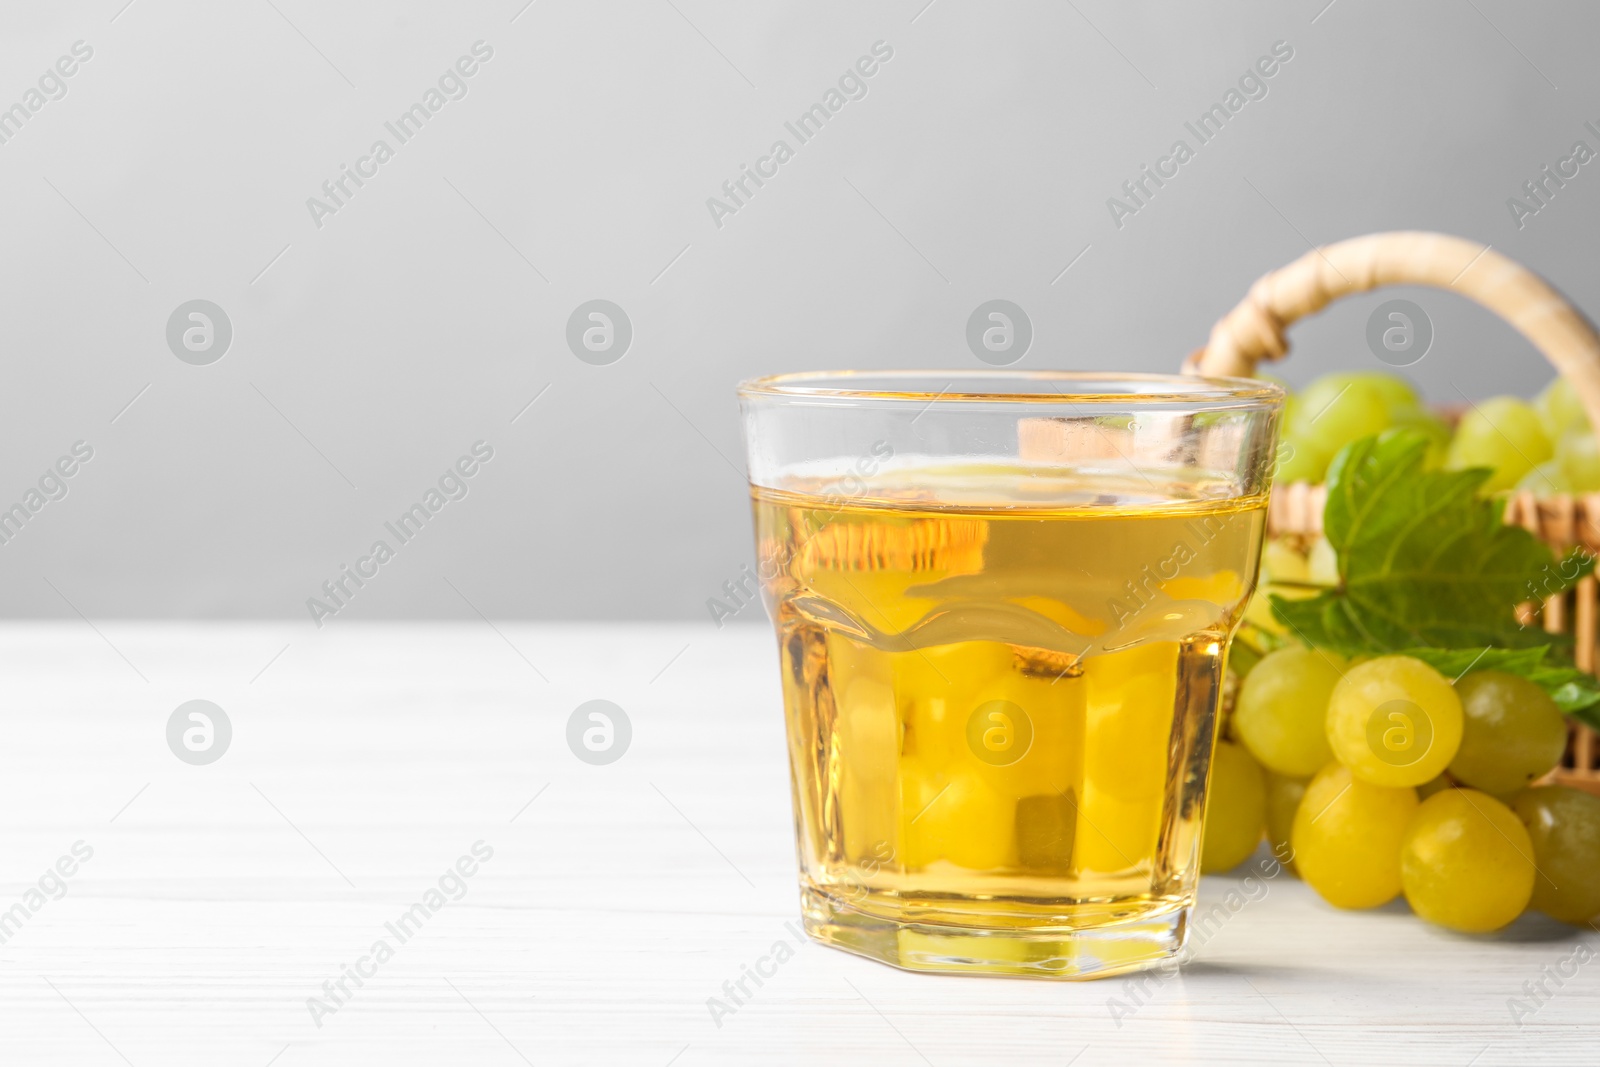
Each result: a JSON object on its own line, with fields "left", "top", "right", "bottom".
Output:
{"left": 1184, "top": 231, "right": 1600, "bottom": 432}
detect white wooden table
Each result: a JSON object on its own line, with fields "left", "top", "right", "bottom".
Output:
{"left": 0, "top": 622, "right": 1594, "bottom": 1065}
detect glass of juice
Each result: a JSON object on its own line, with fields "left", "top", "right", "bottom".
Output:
{"left": 737, "top": 370, "right": 1283, "bottom": 979}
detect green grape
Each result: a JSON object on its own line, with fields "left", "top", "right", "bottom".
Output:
{"left": 1401, "top": 789, "right": 1535, "bottom": 932}
{"left": 1276, "top": 435, "right": 1329, "bottom": 483}
{"left": 1245, "top": 541, "right": 1316, "bottom": 634}
{"left": 1279, "top": 388, "right": 1300, "bottom": 427}
{"left": 1292, "top": 378, "right": 1391, "bottom": 457}
{"left": 1517, "top": 459, "right": 1572, "bottom": 496}
{"left": 1445, "top": 396, "right": 1553, "bottom": 493}
{"left": 1307, "top": 537, "right": 1338, "bottom": 586}
{"left": 1390, "top": 402, "right": 1447, "bottom": 436}
{"left": 1201, "top": 740, "right": 1266, "bottom": 873}
{"left": 1317, "top": 370, "right": 1419, "bottom": 414}
{"left": 1234, "top": 647, "right": 1342, "bottom": 776}
{"left": 1536, "top": 377, "right": 1589, "bottom": 440}
{"left": 1262, "top": 540, "right": 1310, "bottom": 584}
{"left": 1241, "top": 590, "right": 1278, "bottom": 635}
{"left": 1326, "top": 655, "right": 1463, "bottom": 787}
{"left": 1264, "top": 771, "right": 1307, "bottom": 875}
{"left": 1293, "top": 762, "right": 1418, "bottom": 908}
{"left": 1390, "top": 405, "right": 1451, "bottom": 468}
{"left": 1241, "top": 590, "right": 1287, "bottom": 636}
{"left": 1557, "top": 428, "right": 1600, "bottom": 491}
{"left": 1512, "top": 785, "right": 1600, "bottom": 924}
{"left": 1448, "top": 671, "right": 1567, "bottom": 796}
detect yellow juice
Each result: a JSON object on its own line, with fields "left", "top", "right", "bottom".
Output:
{"left": 754, "top": 464, "right": 1265, "bottom": 976}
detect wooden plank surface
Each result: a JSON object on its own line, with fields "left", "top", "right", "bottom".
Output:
{"left": 0, "top": 621, "right": 1594, "bottom": 1065}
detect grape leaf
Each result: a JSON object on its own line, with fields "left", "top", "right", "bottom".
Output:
{"left": 1270, "top": 430, "right": 1593, "bottom": 654}
{"left": 1397, "top": 646, "right": 1600, "bottom": 724}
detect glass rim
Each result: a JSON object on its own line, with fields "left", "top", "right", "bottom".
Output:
{"left": 736, "top": 369, "right": 1284, "bottom": 406}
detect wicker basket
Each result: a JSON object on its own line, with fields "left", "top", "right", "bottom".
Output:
{"left": 1186, "top": 231, "right": 1600, "bottom": 796}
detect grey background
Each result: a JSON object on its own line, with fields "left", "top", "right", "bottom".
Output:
{"left": 0, "top": 0, "right": 1595, "bottom": 623}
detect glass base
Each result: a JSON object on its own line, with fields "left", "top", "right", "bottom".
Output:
{"left": 800, "top": 884, "right": 1189, "bottom": 980}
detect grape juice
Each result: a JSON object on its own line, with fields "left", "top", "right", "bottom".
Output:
{"left": 754, "top": 464, "right": 1266, "bottom": 976}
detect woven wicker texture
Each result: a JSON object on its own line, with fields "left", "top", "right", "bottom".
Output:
{"left": 1192, "top": 232, "right": 1600, "bottom": 793}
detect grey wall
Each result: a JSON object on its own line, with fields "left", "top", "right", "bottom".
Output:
{"left": 1, "top": 0, "right": 1596, "bottom": 623}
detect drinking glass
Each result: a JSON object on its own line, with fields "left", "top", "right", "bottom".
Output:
{"left": 737, "top": 370, "right": 1283, "bottom": 979}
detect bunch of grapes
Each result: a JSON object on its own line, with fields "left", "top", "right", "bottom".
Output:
{"left": 1275, "top": 370, "right": 1596, "bottom": 495}
{"left": 1203, "top": 633, "right": 1600, "bottom": 932}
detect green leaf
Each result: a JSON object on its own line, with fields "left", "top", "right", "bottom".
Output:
{"left": 1397, "top": 646, "right": 1600, "bottom": 725}
{"left": 1270, "top": 430, "right": 1593, "bottom": 655}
